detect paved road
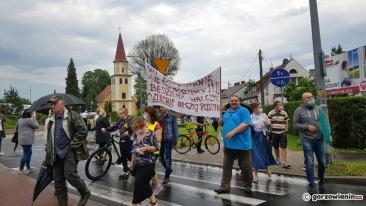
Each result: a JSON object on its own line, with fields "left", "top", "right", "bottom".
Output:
{"left": 1, "top": 134, "right": 365, "bottom": 205}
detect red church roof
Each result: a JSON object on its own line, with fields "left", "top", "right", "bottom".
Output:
{"left": 113, "top": 33, "right": 127, "bottom": 63}
{"left": 96, "top": 85, "right": 111, "bottom": 102}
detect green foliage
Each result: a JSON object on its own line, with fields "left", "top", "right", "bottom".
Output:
{"left": 110, "top": 111, "right": 119, "bottom": 122}
{"left": 36, "top": 113, "right": 49, "bottom": 124}
{"left": 65, "top": 58, "right": 80, "bottom": 97}
{"left": 326, "top": 160, "right": 366, "bottom": 176}
{"left": 331, "top": 44, "right": 345, "bottom": 56}
{"left": 3, "top": 114, "right": 20, "bottom": 129}
{"left": 3, "top": 86, "right": 24, "bottom": 114}
{"left": 327, "top": 96, "right": 366, "bottom": 150}
{"left": 128, "top": 33, "right": 181, "bottom": 108}
{"left": 103, "top": 101, "right": 112, "bottom": 114}
{"left": 283, "top": 78, "right": 316, "bottom": 101}
{"left": 81, "top": 69, "right": 110, "bottom": 111}
{"left": 244, "top": 79, "right": 256, "bottom": 95}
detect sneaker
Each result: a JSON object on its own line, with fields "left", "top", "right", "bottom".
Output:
{"left": 17, "top": 170, "right": 29, "bottom": 175}
{"left": 27, "top": 166, "right": 36, "bottom": 172}
{"left": 282, "top": 162, "right": 291, "bottom": 168}
{"left": 318, "top": 179, "right": 325, "bottom": 189}
{"left": 308, "top": 185, "right": 316, "bottom": 194}
{"left": 119, "top": 173, "right": 129, "bottom": 180}
{"left": 244, "top": 185, "right": 252, "bottom": 193}
{"left": 162, "top": 177, "right": 169, "bottom": 184}
{"left": 153, "top": 184, "right": 163, "bottom": 195}
{"left": 0, "top": 152, "right": 4, "bottom": 156}
{"left": 275, "top": 158, "right": 281, "bottom": 165}
{"left": 197, "top": 149, "right": 205, "bottom": 153}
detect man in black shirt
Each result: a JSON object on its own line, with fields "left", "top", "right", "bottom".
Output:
{"left": 194, "top": 116, "right": 210, "bottom": 153}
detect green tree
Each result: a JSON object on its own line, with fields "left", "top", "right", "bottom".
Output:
{"left": 20, "top": 98, "right": 32, "bottom": 105}
{"left": 65, "top": 58, "right": 80, "bottom": 97}
{"left": 3, "top": 86, "right": 23, "bottom": 114}
{"left": 81, "top": 69, "right": 110, "bottom": 111}
{"left": 128, "top": 34, "right": 181, "bottom": 109}
{"left": 331, "top": 44, "right": 345, "bottom": 56}
{"left": 103, "top": 101, "right": 112, "bottom": 116}
{"left": 133, "top": 73, "right": 147, "bottom": 111}
{"left": 244, "top": 79, "right": 256, "bottom": 95}
{"left": 283, "top": 78, "right": 316, "bottom": 101}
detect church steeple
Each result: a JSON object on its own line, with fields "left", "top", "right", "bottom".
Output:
{"left": 113, "top": 32, "right": 127, "bottom": 63}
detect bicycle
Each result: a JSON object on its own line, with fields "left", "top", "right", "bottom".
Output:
{"left": 174, "top": 125, "right": 220, "bottom": 154}
{"left": 85, "top": 132, "right": 123, "bottom": 181}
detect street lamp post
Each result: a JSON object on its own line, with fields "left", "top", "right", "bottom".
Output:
{"left": 127, "top": 55, "right": 145, "bottom": 116}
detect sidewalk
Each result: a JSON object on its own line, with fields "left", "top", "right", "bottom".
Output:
{"left": 0, "top": 164, "right": 105, "bottom": 206}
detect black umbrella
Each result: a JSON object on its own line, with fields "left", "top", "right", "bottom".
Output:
{"left": 224, "top": 103, "right": 252, "bottom": 114}
{"left": 28, "top": 93, "right": 85, "bottom": 113}
{"left": 33, "top": 161, "right": 53, "bottom": 203}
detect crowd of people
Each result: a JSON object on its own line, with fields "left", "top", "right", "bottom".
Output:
{"left": 0, "top": 91, "right": 330, "bottom": 205}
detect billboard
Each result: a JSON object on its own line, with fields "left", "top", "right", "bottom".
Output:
{"left": 325, "top": 45, "right": 366, "bottom": 95}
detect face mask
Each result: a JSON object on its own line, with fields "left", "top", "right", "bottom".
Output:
{"left": 307, "top": 99, "right": 315, "bottom": 108}
{"left": 258, "top": 108, "right": 263, "bottom": 113}
{"left": 143, "top": 114, "right": 148, "bottom": 120}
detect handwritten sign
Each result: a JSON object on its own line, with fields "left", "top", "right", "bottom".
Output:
{"left": 146, "top": 63, "right": 221, "bottom": 118}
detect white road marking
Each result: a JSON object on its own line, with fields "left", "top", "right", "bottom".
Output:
{"left": 68, "top": 181, "right": 182, "bottom": 206}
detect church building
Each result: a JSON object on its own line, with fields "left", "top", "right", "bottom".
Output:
{"left": 96, "top": 33, "right": 137, "bottom": 115}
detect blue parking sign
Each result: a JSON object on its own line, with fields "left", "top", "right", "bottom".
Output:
{"left": 270, "top": 68, "right": 290, "bottom": 87}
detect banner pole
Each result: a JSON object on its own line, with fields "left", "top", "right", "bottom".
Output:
{"left": 220, "top": 66, "right": 222, "bottom": 119}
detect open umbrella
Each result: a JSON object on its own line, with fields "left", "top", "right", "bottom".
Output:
{"left": 33, "top": 161, "right": 53, "bottom": 203}
{"left": 28, "top": 93, "right": 85, "bottom": 113}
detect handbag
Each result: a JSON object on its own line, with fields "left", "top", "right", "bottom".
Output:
{"left": 11, "top": 124, "right": 18, "bottom": 143}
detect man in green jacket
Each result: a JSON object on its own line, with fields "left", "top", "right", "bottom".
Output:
{"left": 44, "top": 95, "right": 90, "bottom": 206}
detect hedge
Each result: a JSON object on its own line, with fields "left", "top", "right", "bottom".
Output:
{"left": 263, "top": 96, "right": 366, "bottom": 150}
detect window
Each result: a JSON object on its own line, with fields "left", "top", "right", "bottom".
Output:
{"left": 125, "top": 79, "right": 128, "bottom": 84}
{"left": 119, "top": 78, "right": 122, "bottom": 84}
{"left": 122, "top": 68, "right": 124, "bottom": 73}
{"left": 289, "top": 69, "right": 297, "bottom": 74}
{"left": 122, "top": 93, "right": 126, "bottom": 99}
{"left": 291, "top": 77, "right": 296, "bottom": 84}
{"left": 274, "top": 87, "right": 281, "bottom": 94}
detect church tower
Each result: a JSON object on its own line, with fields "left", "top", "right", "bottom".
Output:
{"left": 110, "top": 32, "right": 135, "bottom": 115}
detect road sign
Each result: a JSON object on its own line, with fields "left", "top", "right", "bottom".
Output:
{"left": 270, "top": 68, "right": 290, "bottom": 87}
{"left": 154, "top": 59, "right": 170, "bottom": 74}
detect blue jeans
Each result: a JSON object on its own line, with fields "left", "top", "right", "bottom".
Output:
{"left": 301, "top": 139, "right": 326, "bottom": 186}
{"left": 20, "top": 145, "right": 33, "bottom": 170}
{"left": 159, "top": 140, "right": 173, "bottom": 178}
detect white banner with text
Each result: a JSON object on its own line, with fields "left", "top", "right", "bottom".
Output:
{"left": 146, "top": 63, "right": 221, "bottom": 118}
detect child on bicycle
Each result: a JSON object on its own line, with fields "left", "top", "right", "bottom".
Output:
{"left": 193, "top": 116, "right": 210, "bottom": 153}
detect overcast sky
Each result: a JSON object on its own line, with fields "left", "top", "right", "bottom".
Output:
{"left": 0, "top": 0, "right": 365, "bottom": 101}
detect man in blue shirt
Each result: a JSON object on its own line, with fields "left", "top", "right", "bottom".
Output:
{"left": 214, "top": 95, "right": 253, "bottom": 194}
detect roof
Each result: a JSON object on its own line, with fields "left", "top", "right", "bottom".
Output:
{"left": 96, "top": 85, "right": 111, "bottom": 102}
{"left": 221, "top": 83, "right": 247, "bottom": 98}
{"left": 113, "top": 33, "right": 127, "bottom": 63}
{"left": 241, "top": 74, "right": 271, "bottom": 100}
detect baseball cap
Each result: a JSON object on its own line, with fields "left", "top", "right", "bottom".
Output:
{"left": 47, "top": 95, "right": 64, "bottom": 103}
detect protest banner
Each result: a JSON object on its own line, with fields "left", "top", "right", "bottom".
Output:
{"left": 146, "top": 63, "right": 221, "bottom": 118}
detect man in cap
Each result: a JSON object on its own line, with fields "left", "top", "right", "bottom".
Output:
{"left": 44, "top": 95, "right": 91, "bottom": 206}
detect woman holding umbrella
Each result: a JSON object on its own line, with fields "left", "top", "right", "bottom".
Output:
{"left": 17, "top": 110, "right": 39, "bottom": 174}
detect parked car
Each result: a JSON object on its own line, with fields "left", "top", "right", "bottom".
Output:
{"left": 87, "top": 112, "right": 97, "bottom": 130}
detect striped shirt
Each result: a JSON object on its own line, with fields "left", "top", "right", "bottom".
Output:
{"left": 268, "top": 109, "right": 288, "bottom": 134}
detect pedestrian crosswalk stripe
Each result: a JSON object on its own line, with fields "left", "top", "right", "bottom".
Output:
{"left": 160, "top": 172, "right": 294, "bottom": 196}
{"left": 68, "top": 180, "right": 182, "bottom": 206}
{"left": 167, "top": 182, "right": 266, "bottom": 205}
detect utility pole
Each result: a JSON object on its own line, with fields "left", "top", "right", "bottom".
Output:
{"left": 309, "top": 0, "right": 328, "bottom": 115}
{"left": 259, "top": 49, "right": 264, "bottom": 105}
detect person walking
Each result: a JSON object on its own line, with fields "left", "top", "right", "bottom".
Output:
{"left": 267, "top": 100, "right": 290, "bottom": 168}
{"left": 193, "top": 116, "right": 210, "bottom": 153}
{"left": 104, "top": 108, "right": 133, "bottom": 179}
{"left": 95, "top": 110, "right": 110, "bottom": 150}
{"left": 293, "top": 92, "right": 327, "bottom": 194}
{"left": 81, "top": 110, "right": 88, "bottom": 126}
{"left": 250, "top": 102, "right": 276, "bottom": 183}
{"left": 214, "top": 95, "right": 253, "bottom": 194}
{"left": 129, "top": 117, "right": 159, "bottom": 206}
{"left": 17, "top": 110, "right": 39, "bottom": 174}
{"left": 44, "top": 95, "right": 91, "bottom": 206}
{"left": 158, "top": 106, "right": 178, "bottom": 184}
{"left": 143, "top": 106, "right": 163, "bottom": 195}
{"left": 0, "top": 110, "right": 6, "bottom": 156}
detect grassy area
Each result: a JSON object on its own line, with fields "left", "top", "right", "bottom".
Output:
{"left": 178, "top": 122, "right": 219, "bottom": 138}
{"left": 326, "top": 160, "right": 366, "bottom": 176}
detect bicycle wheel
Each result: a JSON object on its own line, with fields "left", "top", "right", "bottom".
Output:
{"left": 85, "top": 147, "right": 112, "bottom": 181}
{"left": 205, "top": 135, "right": 220, "bottom": 154}
{"left": 174, "top": 135, "right": 192, "bottom": 154}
